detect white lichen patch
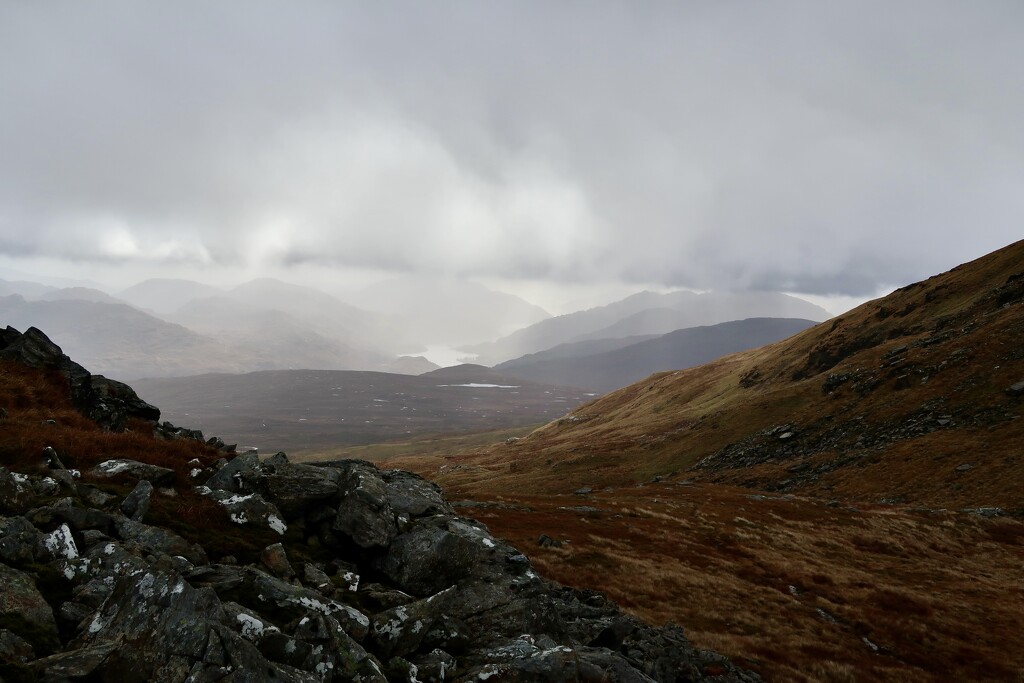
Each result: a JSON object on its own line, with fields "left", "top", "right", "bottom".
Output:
{"left": 43, "top": 523, "right": 78, "bottom": 559}
{"left": 342, "top": 571, "right": 359, "bottom": 592}
{"left": 237, "top": 612, "right": 276, "bottom": 640}
{"left": 481, "top": 537, "right": 496, "bottom": 548}
{"left": 230, "top": 512, "right": 249, "bottom": 525}
{"left": 220, "top": 494, "right": 255, "bottom": 505}
{"left": 267, "top": 514, "right": 287, "bottom": 535}
{"left": 96, "top": 460, "right": 134, "bottom": 474}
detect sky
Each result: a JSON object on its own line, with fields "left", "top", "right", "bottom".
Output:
{"left": 1, "top": 1, "right": 1022, "bottom": 315}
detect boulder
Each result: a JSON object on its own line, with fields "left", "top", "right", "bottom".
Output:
{"left": 120, "top": 479, "right": 154, "bottom": 521}
{"left": 205, "top": 451, "right": 260, "bottom": 494}
{"left": 250, "top": 462, "right": 343, "bottom": 517}
{"left": 202, "top": 489, "right": 287, "bottom": 536}
{"left": 331, "top": 461, "right": 397, "bottom": 549}
{"left": 89, "top": 459, "right": 175, "bottom": 487}
{"left": 0, "top": 561, "right": 59, "bottom": 655}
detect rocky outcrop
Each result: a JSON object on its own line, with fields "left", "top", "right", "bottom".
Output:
{"left": 0, "top": 326, "right": 160, "bottom": 431}
{"left": 0, "top": 451, "right": 759, "bottom": 682}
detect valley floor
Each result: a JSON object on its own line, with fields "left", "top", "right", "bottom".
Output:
{"left": 425, "top": 481, "right": 1024, "bottom": 682}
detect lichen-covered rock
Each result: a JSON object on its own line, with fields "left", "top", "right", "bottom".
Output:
{"left": 331, "top": 461, "right": 397, "bottom": 549}
{"left": 0, "top": 467, "right": 38, "bottom": 514}
{"left": 89, "top": 459, "right": 175, "bottom": 487}
{"left": 202, "top": 489, "right": 288, "bottom": 536}
{"left": 115, "top": 517, "right": 207, "bottom": 565}
{"left": 119, "top": 479, "right": 154, "bottom": 521}
{"left": 251, "top": 460, "right": 343, "bottom": 517}
{"left": 382, "top": 470, "right": 453, "bottom": 518}
{"left": 204, "top": 451, "right": 260, "bottom": 494}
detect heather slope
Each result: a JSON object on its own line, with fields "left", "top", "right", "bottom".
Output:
{"left": 397, "top": 239, "right": 1024, "bottom": 510}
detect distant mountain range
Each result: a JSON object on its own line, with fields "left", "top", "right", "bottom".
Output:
{"left": 495, "top": 317, "right": 817, "bottom": 392}
{"left": 463, "top": 290, "right": 830, "bottom": 365}
{"left": 1, "top": 272, "right": 834, "bottom": 383}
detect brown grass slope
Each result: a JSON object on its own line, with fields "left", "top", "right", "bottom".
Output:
{"left": 384, "top": 240, "right": 1024, "bottom": 682}
{"left": 398, "top": 239, "right": 1024, "bottom": 510}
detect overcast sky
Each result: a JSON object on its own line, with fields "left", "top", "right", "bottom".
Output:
{"left": 1, "top": 1, "right": 1021, "bottom": 313}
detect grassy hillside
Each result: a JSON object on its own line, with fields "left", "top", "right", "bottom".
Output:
{"left": 383, "top": 239, "right": 1024, "bottom": 682}
{"left": 397, "top": 239, "right": 1024, "bottom": 510}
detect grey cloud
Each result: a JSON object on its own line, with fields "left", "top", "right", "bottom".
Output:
{"left": 1, "top": 1, "right": 1022, "bottom": 296}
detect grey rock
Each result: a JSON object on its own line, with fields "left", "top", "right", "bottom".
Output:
{"left": 0, "top": 466, "right": 38, "bottom": 514}
{"left": 1006, "top": 380, "right": 1024, "bottom": 396}
{"left": 0, "top": 628, "right": 34, "bottom": 663}
{"left": 332, "top": 462, "right": 397, "bottom": 549}
{"left": 204, "top": 451, "right": 260, "bottom": 494}
{"left": 0, "top": 561, "right": 59, "bottom": 655}
{"left": 0, "top": 515, "right": 48, "bottom": 567}
{"left": 77, "top": 483, "right": 118, "bottom": 509}
{"left": 382, "top": 470, "right": 453, "bottom": 518}
{"left": 203, "top": 489, "right": 287, "bottom": 537}
{"left": 231, "top": 567, "right": 371, "bottom": 641}
{"left": 115, "top": 517, "right": 208, "bottom": 565}
{"left": 250, "top": 462, "right": 343, "bottom": 517}
{"left": 259, "top": 542, "right": 295, "bottom": 579}
{"left": 31, "top": 641, "right": 119, "bottom": 681}
{"left": 120, "top": 479, "right": 154, "bottom": 521}
{"left": 90, "top": 459, "right": 176, "bottom": 487}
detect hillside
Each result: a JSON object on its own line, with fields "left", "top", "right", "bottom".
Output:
{"left": 385, "top": 240, "right": 1024, "bottom": 682}
{"left": 495, "top": 318, "right": 817, "bottom": 393}
{"left": 464, "top": 290, "right": 830, "bottom": 365}
{"left": 0, "top": 327, "right": 753, "bottom": 681}
{"left": 411, "top": 239, "right": 1024, "bottom": 509}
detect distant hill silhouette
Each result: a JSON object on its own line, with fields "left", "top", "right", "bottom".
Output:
{"left": 463, "top": 290, "right": 829, "bottom": 364}
{"left": 496, "top": 317, "right": 817, "bottom": 392}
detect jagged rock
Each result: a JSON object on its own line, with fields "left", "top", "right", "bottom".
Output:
{"left": 186, "top": 564, "right": 247, "bottom": 594}
{"left": 538, "top": 534, "right": 563, "bottom": 548}
{"left": 0, "top": 628, "right": 35, "bottom": 664}
{"left": 0, "top": 467, "right": 38, "bottom": 514}
{"left": 204, "top": 451, "right": 260, "bottom": 493}
{"left": 89, "top": 459, "right": 176, "bottom": 487}
{"left": 43, "top": 445, "right": 65, "bottom": 469}
{"left": 202, "top": 489, "right": 287, "bottom": 536}
{"left": 115, "top": 517, "right": 207, "bottom": 565}
{"left": 30, "top": 641, "right": 119, "bottom": 680}
{"left": 260, "top": 542, "right": 295, "bottom": 579}
{"left": 0, "top": 515, "right": 48, "bottom": 568}
{"left": 382, "top": 470, "right": 453, "bottom": 518}
{"left": 120, "top": 479, "right": 154, "bottom": 521}
{"left": 331, "top": 461, "right": 397, "bottom": 549}
{"left": 0, "top": 327, "right": 160, "bottom": 431}
{"left": 375, "top": 516, "right": 515, "bottom": 596}
{"left": 28, "top": 497, "right": 118, "bottom": 536}
{"left": 227, "top": 567, "right": 370, "bottom": 641}
{"left": 42, "top": 522, "right": 79, "bottom": 560}
{"left": 410, "top": 648, "right": 457, "bottom": 683}
{"left": 251, "top": 461, "right": 343, "bottom": 517}
{"left": 77, "top": 483, "right": 117, "bottom": 509}
{"left": 0, "top": 562, "right": 60, "bottom": 655}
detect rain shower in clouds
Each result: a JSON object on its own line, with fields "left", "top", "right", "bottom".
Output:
{"left": 1, "top": 1, "right": 1022, "bottom": 298}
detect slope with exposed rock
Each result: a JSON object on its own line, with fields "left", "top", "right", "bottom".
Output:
{"left": 419, "top": 239, "right": 1024, "bottom": 510}
{"left": 383, "top": 241, "right": 1024, "bottom": 682}
{"left": 0, "top": 326, "right": 756, "bottom": 682}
